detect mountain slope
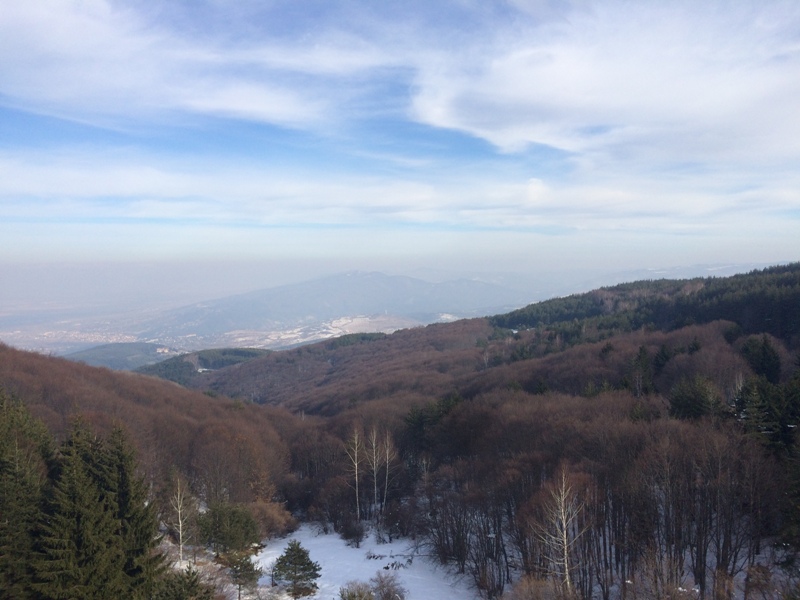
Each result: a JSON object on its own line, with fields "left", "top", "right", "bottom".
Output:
{"left": 491, "top": 262, "right": 800, "bottom": 342}
{"left": 136, "top": 347, "right": 271, "bottom": 385}
{"left": 165, "top": 263, "right": 799, "bottom": 414}
{"left": 131, "top": 271, "right": 529, "bottom": 345}
{"left": 65, "top": 342, "right": 181, "bottom": 370}
{"left": 0, "top": 342, "right": 291, "bottom": 486}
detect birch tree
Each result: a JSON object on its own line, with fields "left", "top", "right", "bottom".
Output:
{"left": 365, "top": 427, "right": 398, "bottom": 522}
{"left": 345, "top": 427, "right": 364, "bottom": 522}
{"left": 367, "top": 427, "right": 381, "bottom": 520}
{"left": 534, "top": 467, "right": 589, "bottom": 597}
{"left": 168, "top": 473, "right": 197, "bottom": 564}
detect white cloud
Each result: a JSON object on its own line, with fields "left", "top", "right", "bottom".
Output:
{"left": 410, "top": 1, "right": 800, "bottom": 166}
{"left": 5, "top": 0, "right": 798, "bottom": 170}
{"left": 0, "top": 0, "right": 798, "bottom": 270}
{"left": 0, "top": 0, "right": 386, "bottom": 127}
{"left": 2, "top": 146, "right": 796, "bottom": 242}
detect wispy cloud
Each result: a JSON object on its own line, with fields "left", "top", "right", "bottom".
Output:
{"left": 411, "top": 2, "right": 800, "bottom": 164}
{"left": 4, "top": 0, "right": 798, "bottom": 161}
{"left": 0, "top": 0, "right": 797, "bottom": 270}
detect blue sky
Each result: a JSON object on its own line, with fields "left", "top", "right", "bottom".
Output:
{"left": 1, "top": 0, "right": 799, "bottom": 304}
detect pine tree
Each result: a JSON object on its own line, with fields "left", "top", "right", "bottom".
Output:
{"left": 103, "top": 426, "right": 165, "bottom": 598}
{"left": 737, "top": 376, "right": 786, "bottom": 451}
{"left": 272, "top": 539, "right": 321, "bottom": 599}
{"left": 198, "top": 502, "right": 259, "bottom": 553}
{"left": 33, "top": 425, "right": 127, "bottom": 599}
{"left": 669, "top": 375, "right": 721, "bottom": 420}
{"left": 0, "top": 391, "right": 52, "bottom": 599}
{"left": 742, "top": 335, "right": 782, "bottom": 384}
{"left": 222, "top": 550, "right": 262, "bottom": 600}
{"left": 154, "top": 566, "right": 215, "bottom": 600}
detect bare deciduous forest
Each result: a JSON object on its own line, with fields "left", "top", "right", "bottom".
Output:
{"left": 2, "top": 263, "right": 800, "bottom": 599}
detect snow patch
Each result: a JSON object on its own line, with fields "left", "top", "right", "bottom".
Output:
{"left": 255, "top": 525, "right": 474, "bottom": 599}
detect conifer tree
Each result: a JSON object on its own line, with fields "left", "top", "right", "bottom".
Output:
{"left": 222, "top": 550, "right": 262, "bottom": 600}
{"left": 742, "top": 335, "right": 782, "bottom": 384}
{"left": 669, "top": 375, "right": 721, "bottom": 420}
{"left": 0, "top": 391, "right": 52, "bottom": 599}
{"left": 103, "top": 426, "right": 165, "bottom": 598}
{"left": 198, "top": 502, "right": 259, "bottom": 553}
{"left": 272, "top": 539, "right": 321, "bottom": 598}
{"left": 33, "top": 424, "right": 127, "bottom": 599}
{"left": 154, "top": 566, "right": 215, "bottom": 600}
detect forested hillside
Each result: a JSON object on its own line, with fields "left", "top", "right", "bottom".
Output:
{"left": 157, "top": 264, "right": 800, "bottom": 418}
{"left": 491, "top": 262, "right": 800, "bottom": 343}
{"left": 136, "top": 347, "right": 271, "bottom": 386}
{"left": 2, "top": 263, "right": 800, "bottom": 599}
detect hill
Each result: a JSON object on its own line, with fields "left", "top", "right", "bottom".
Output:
{"left": 128, "top": 270, "right": 530, "bottom": 349}
{"left": 155, "top": 263, "right": 800, "bottom": 414}
{"left": 65, "top": 341, "right": 181, "bottom": 370}
{"left": 0, "top": 342, "right": 294, "bottom": 490}
{"left": 136, "top": 347, "right": 271, "bottom": 386}
{"left": 491, "top": 262, "right": 800, "bottom": 342}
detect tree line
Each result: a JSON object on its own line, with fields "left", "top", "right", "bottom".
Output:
{"left": 490, "top": 263, "right": 800, "bottom": 346}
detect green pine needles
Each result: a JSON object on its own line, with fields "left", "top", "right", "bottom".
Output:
{"left": 272, "top": 539, "right": 321, "bottom": 599}
{"left": 0, "top": 391, "right": 165, "bottom": 600}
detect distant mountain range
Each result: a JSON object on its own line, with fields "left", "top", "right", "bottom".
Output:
{"left": 49, "top": 271, "right": 530, "bottom": 367}
{"left": 131, "top": 271, "right": 527, "bottom": 338}
{"left": 4, "top": 263, "right": 784, "bottom": 367}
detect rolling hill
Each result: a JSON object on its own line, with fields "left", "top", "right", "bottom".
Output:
{"left": 136, "top": 262, "right": 799, "bottom": 414}
{"left": 65, "top": 342, "right": 181, "bottom": 370}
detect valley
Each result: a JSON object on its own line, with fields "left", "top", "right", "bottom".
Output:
{"left": 1, "top": 263, "right": 799, "bottom": 599}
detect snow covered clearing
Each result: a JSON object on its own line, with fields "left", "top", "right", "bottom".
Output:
{"left": 255, "top": 524, "right": 475, "bottom": 599}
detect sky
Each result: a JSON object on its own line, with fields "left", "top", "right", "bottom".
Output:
{"left": 1, "top": 0, "right": 799, "bottom": 309}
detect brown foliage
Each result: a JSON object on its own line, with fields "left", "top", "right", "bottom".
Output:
{"left": 247, "top": 499, "right": 297, "bottom": 539}
{"left": 0, "top": 343, "right": 289, "bottom": 498}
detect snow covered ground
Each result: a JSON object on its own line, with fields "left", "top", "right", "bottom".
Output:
{"left": 254, "top": 525, "right": 476, "bottom": 600}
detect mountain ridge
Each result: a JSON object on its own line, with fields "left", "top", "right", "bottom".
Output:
{"left": 149, "top": 262, "right": 800, "bottom": 413}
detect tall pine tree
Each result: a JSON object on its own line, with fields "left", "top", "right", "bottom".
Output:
{"left": 33, "top": 424, "right": 127, "bottom": 599}
{"left": 0, "top": 390, "right": 52, "bottom": 599}
{"left": 102, "top": 426, "right": 165, "bottom": 598}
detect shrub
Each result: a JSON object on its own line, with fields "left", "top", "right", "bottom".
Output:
{"left": 248, "top": 499, "right": 297, "bottom": 539}
{"left": 339, "top": 580, "right": 375, "bottom": 600}
{"left": 370, "top": 571, "right": 407, "bottom": 600}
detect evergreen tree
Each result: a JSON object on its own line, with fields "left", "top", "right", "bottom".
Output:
{"left": 669, "top": 375, "right": 721, "bottom": 420}
{"left": 154, "top": 566, "right": 215, "bottom": 600}
{"left": 103, "top": 426, "right": 165, "bottom": 598}
{"left": 737, "top": 375, "right": 798, "bottom": 453}
{"left": 198, "top": 502, "right": 259, "bottom": 553}
{"left": 630, "top": 345, "right": 654, "bottom": 397}
{"left": 272, "top": 539, "right": 321, "bottom": 599}
{"left": 33, "top": 425, "right": 127, "bottom": 599}
{"left": 222, "top": 550, "right": 262, "bottom": 600}
{"left": 0, "top": 391, "right": 52, "bottom": 599}
{"left": 742, "top": 335, "right": 782, "bottom": 384}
